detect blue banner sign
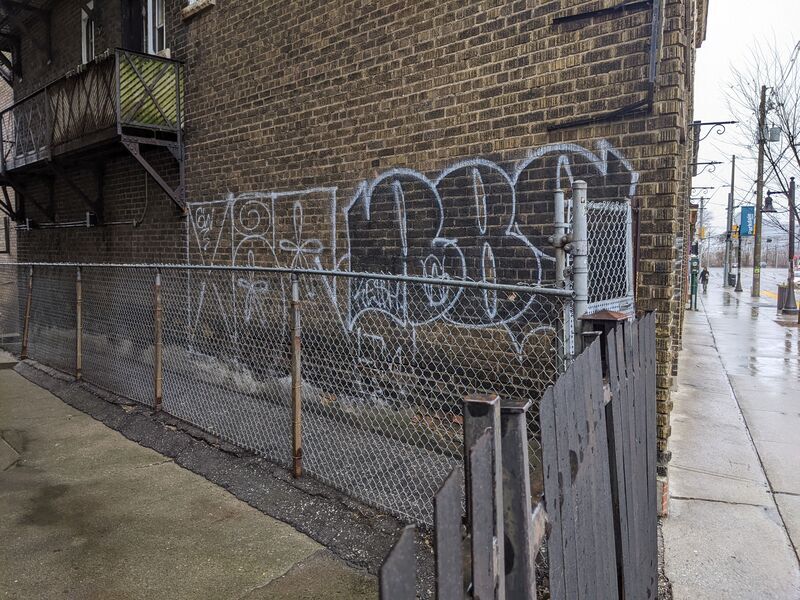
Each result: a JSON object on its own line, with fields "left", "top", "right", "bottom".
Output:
{"left": 740, "top": 206, "right": 755, "bottom": 237}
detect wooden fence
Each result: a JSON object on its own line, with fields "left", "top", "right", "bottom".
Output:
{"left": 379, "top": 313, "right": 657, "bottom": 600}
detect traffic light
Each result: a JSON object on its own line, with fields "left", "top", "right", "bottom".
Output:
{"left": 732, "top": 224, "right": 739, "bottom": 239}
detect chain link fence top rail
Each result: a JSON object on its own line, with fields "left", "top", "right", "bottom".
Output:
{"left": 0, "top": 263, "right": 572, "bottom": 525}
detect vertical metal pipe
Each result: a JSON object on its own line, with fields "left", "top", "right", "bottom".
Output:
{"left": 571, "top": 180, "right": 589, "bottom": 353}
{"left": 724, "top": 156, "right": 736, "bottom": 287}
{"left": 154, "top": 269, "right": 163, "bottom": 411}
{"left": 500, "top": 399, "right": 536, "bottom": 600}
{"left": 552, "top": 189, "right": 569, "bottom": 368}
{"left": 464, "top": 394, "right": 505, "bottom": 599}
{"left": 20, "top": 266, "right": 33, "bottom": 359}
{"left": 290, "top": 273, "right": 303, "bottom": 478}
{"left": 553, "top": 189, "right": 566, "bottom": 287}
{"left": 784, "top": 177, "right": 798, "bottom": 315}
{"left": 75, "top": 267, "right": 82, "bottom": 381}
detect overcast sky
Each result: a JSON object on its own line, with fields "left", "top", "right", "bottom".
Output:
{"left": 691, "top": 0, "right": 800, "bottom": 234}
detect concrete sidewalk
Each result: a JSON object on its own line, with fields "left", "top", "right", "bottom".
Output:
{"left": 663, "top": 269, "right": 800, "bottom": 599}
{"left": 0, "top": 364, "right": 376, "bottom": 600}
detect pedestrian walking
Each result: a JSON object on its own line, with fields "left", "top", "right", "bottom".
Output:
{"left": 700, "top": 267, "right": 710, "bottom": 294}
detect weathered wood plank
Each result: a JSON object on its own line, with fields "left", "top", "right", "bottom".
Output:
{"left": 619, "top": 322, "right": 638, "bottom": 600}
{"left": 605, "top": 328, "right": 630, "bottom": 596}
{"left": 540, "top": 386, "right": 567, "bottom": 600}
{"left": 589, "top": 340, "right": 619, "bottom": 599}
{"left": 380, "top": 525, "right": 416, "bottom": 600}
{"left": 554, "top": 364, "right": 580, "bottom": 600}
{"left": 570, "top": 350, "right": 593, "bottom": 600}
{"left": 643, "top": 313, "right": 659, "bottom": 597}
{"left": 469, "top": 430, "right": 495, "bottom": 599}
{"left": 435, "top": 468, "right": 464, "bottom": 600}
{"left": 632, "top": 319, "right": 649, "bottom": 597}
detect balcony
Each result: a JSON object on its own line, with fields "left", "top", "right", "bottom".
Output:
{"left": 0, "top": 49, "right": 186, "bottom": 216}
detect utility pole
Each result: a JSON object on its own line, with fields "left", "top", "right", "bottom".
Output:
{"left": 752, "top": 85, "right": 768, "bottom": 298}
{"left": 724, "top": 155, "right": 736, "bottom": 287}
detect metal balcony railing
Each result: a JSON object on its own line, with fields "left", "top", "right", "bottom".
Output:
{"left": 0, "top": 49, "right": 184, "bottom": 173}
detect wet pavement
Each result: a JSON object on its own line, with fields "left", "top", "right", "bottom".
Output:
{"left": 0, "top": 360, "right": 377, "bottom": 600}
{"left": 663, "top": 268, "right": 800, "bottom": 599}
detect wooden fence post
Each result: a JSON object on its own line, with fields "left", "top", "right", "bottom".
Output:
{"left": 464, "top": 394, "right": 504, "bottom": 599}
{"left": 153, "top": 268, "right": 163, "bottom": 411}
{"left": 500, "top": 399, "right": 536, "bottom": 599}
{"left": 20, "top": 266, "right": 33, "bottom": 359}
{"left": 290, "top": 273, "right": 302, "bottom": 478}
{"left": 75, "top": 267, "right": 82, "bottom": 380}
{"left": 434, "top": 469, "right": 464, "bottom": 600}
{"left": 379, "top": 525, "right": 416, "bottom": 600}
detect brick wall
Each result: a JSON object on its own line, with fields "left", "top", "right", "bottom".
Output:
{"left": 175, "top": 0, "right": 705, "bottom": 467}
{"left": 15, "top": 148, "right": 184, "bottom": 263}
{"left": 9, "top": 0, "right": 707, "bottom": 470}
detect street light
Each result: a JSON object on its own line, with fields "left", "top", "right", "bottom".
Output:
{"left": 763, "top": 193, "right": 778, "bottom": 214}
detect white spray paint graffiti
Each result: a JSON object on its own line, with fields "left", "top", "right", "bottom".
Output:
{"left": 186, "top": 141, "right": 639, "bottom": 361}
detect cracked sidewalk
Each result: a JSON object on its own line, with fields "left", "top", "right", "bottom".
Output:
{"left": 662, "top": 270, "right": 800, "bottom": 599}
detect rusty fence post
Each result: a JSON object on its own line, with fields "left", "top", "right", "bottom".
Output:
{"left": 75, "top": 267, "right": 82, "bottom": 380}
{"left": 290, "top": 272, "right": 303, "bottom": 478}
{"left": 20, "top": 266, "right": 33, "bottom": 359}
{"left": 153, "top": 268, "right": 163, "bottom": 412}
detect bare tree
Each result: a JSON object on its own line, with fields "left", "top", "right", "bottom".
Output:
{"left": 727, "top": 38, "right": 800, "bottom": 233}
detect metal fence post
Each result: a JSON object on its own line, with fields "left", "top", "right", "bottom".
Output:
{"left": 552, "top": 189, "right": 567, "bottom": 287}
{"left": 500, "top": 399, "right": 536, "bottom": 600}
{"left": 550, "top": 189, "right": 571, "bottom": 367}
{"left": 570, "top": 180, "right": 589, "bottom": 353}
{"left": 464, "top": 394, "right": 505, "bottom": 599}
{"left": 153, "top": 268, "right": 163, "bottom": 411}
{"left": 75, "top": 267, "right": 82, "bottom": 380}
{"left": 20, "top": 266, "right": 33, "bottom": 359}
{"left": 290, "top": 273, "right": 303, "bottom": 478}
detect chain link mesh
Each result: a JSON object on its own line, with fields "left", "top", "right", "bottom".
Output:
{"left": 27, "top": 265, "right": 76, "bottom": 374}
{"left": 586, "top": 200, "right": 634, "bottom": 314}
{"left": 0, "top": 263, "right": 570, "bottom": 525}
{"left": 161, "top": 268, "right": 294, "bottom": 465}
{"left": 0, "top": 264, "right": 23, "bottom": 355}
{"left": 82, "top": 267, "right": 156, "bottom": 405}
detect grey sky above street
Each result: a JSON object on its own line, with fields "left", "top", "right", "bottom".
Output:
{"left": 692, "top": 0, "right": 800, "bottom": 233}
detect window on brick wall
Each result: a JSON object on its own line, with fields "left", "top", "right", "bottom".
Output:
{"left": 146, "top": 0, "right": 166, "bottom": 55}
{"left": 0, "top": 218, "right": 9, "bottom": 254}
{"left": 81, "top": 1, "right": 96, "bottom": 64}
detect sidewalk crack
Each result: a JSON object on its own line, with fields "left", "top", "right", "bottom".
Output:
{"left": 133, "top": 458, "right": 173, "bottom": 469}
{"left": 670, "top": 495, "right": 767, "bottom": 508}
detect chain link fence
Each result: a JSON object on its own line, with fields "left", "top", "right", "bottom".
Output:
{"left": 586, "top": 199, "right": 634, "bottom": 314}
{"left": 0, "top": 263, "right": 572, "bottom": 525}
{"left": 0, "top": 264, "right": 22, "bottom": 355}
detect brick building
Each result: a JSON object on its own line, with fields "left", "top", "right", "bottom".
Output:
{"left": 0, "top": 0, "right": 708, "bottom": 499}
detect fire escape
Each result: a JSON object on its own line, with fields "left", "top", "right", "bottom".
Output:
{"left": 0, "top": 1, "right": 185, "bottom": 226}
